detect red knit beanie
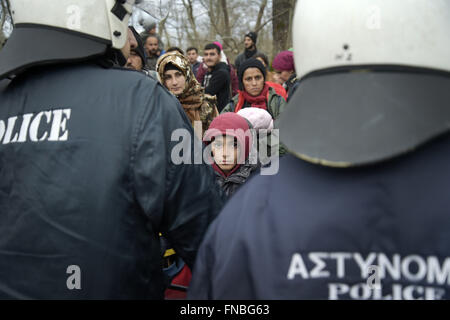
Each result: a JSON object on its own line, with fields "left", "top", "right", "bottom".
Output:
{"left": 272, "top": 50, "right": 295, "bottom": 71}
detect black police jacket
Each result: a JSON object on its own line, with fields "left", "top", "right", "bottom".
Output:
{"left": 189, "top": 134, "right": 450, "bottom": 300}
{"left": 0, "top": 63, "right": 223, "bottom": 299}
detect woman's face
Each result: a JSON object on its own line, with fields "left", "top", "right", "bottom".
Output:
{"left": 242, "top": 67, "right": 265, "bottom": 97}
{"left": 163, "top": 69, "right": 186, "bottom": 96}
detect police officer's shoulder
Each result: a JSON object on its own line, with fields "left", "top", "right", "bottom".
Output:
{"left": 0, "top": 78, "right": 10, "bottom": 92}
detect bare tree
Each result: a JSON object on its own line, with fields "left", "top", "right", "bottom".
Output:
{"left": 0, "top": 0, "right": 13, "bottom": 50}
{"left": 181, "top": 0, "right": 201, "bottom": 49}
{"left": 255, "top": 0, "right": 268, "bottom": 32}
{"left": 272, "top": 0, "right": 296, "bottom": 57}
{"left": 1, "top": 0, "right": 9, "bottom": 49}
{"left": 135, "top": 0, "right": 294, "bottom": 64}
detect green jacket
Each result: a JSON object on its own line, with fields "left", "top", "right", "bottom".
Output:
{"left": 221, "top": 86, "right": 286, "bottom": 119}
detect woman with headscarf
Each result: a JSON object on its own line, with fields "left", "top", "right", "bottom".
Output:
{"left": 221, "top": 58, "right": 287, "bottom": 157}
{"left": 157, "top": 51, "right": 219, "bottom": 138}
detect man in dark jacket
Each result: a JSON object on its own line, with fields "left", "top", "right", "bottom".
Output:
{"left": 0, "top": 0, "right": 223, "bottom": 299}
{"left": 234, "top": 32, "right": 261, "bottom": 72}
{"left": 202, "top": 43, "right": 231, "bottom": 112}
{"left": 189, "top": 0, "right": 450, "bottom": 300}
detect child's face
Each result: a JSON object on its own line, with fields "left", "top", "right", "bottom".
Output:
{"left": 211, "top": 135, "right": 239, "bottom": 173}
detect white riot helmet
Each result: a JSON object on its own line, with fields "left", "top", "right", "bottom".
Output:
{"left": 0, "top": 0, "right": 138, "bottom": 80}
{"left": 278, "top": 0, "right": 450, "bottom": 167}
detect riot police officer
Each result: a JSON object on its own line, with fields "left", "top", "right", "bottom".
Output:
{"left": 0, "top": 0, "right": 223, "bottom": 299}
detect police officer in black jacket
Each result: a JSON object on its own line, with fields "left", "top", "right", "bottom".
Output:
{"left": 0, "top": 0, "right": 224, "bottom": 299}
{"left": 189, "top": 0, "right": 450, "bottom": 300}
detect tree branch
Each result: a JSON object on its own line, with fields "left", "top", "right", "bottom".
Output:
{"left": 254, "top": 8, "right": 290, "bottom": 34}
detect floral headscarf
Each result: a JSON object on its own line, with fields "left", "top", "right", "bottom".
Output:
{"left": 157, "top": 52, "right": 204, "bottom": 108}
{"left": 156, "top": 52, "right": 219, "bottom": 137}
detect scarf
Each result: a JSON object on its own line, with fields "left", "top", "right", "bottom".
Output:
{"left": 234, "top": 84, "right": 270, "bottom": 113}
{"left": 157, "top": 52, "right": 211, "bottom": 136}
{"left": 245, "top": 47, "right": 257, "bottom": 59}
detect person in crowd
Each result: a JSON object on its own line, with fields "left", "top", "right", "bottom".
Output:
{"left": 196, "top": 42, "right": 239, "bottom": 97}
{"left": 157, "top": 51, "right": 219, "bottom": 138}
{"left": 213, "top": 41, "right": 240, "bottom": 97}
{"left": 124, "top": 27, "right": 145, "bottom": 71}
{"left": 222, "top": 59, "right": 286, "bottom": 120}
{"left": 221, "top": 58, "right": 286, "bottom": 158}
{"left": 234, "top": 31, "right": 261, "bottom": 72}
{"left": 124, "top": 27, "right": 159, "bottom": 80}
{"left": 0, "top": 0, "right": 223, "bottom": 299}
{"left": 203, "top": 113, "right": 258, "bottom": 198}
{"left": 202, "top": 43, "right": 231, "bottom": 112}
{"left": 188, "top": 0, "right": 450, "bottom": 300}
{"left": 143, "top": 34, "right": 161, "bottom": 71}
{"left": 272, "top": 50, "right": 300, "bottom": 101}
{"left": 139, "top": 19, "right": 164, "bottom": 54}
{"left": 186, "top": 47, "right": 202, "bottom": 77}
{"left": 254, "top": 52, "right": 288, "bottom": 101}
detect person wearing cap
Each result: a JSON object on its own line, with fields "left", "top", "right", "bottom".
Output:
{"left": 272, "top": 50, "right": 300, "bottom": 101}
{"left": 157, "top": 51, "right": 219, "bottom": 138}
{"left": 203, "top": 113, "right": 258, "bottom": 198}
{"left": 139, "top": 19, "right": 164, "bottom": 54}
{"left": 221, "top": 58, "right": 286, "bottom": 158}
{"left": 0, "top": 0, "right": 223, "bottom": 299}
{"left": 237, "top": 108, "right": 274, "bottom": 166}
{"left": 126, "top": 26, "right": 159, "bottom": 80}
{"left": 189, "top": 0, "right": 450, "bottom": 300}
{"left": 254, "top": 52, "right": 288, "bottom": 101}
{"left": 234, "top": 31, "right": 261, "bottom": 73}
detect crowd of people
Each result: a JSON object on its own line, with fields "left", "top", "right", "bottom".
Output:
{"left": 120, "top": 21, "right": 298, "bottom": 298}
{"left": 1, "top": 0, "right": 449, "bottom": 301}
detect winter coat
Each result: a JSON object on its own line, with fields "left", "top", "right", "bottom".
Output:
{"left": 0, "top": 63, "right": 224, "bottom": 299}
{"left": 234, "top": 48, "right": 262, "bottom": 73}
{"left": 192, "top": 61, "right": 201, "bottom": 78}
{"left": 286, "top": 73, "right": 300, "bottom": 102}
{"left": 146, "top": 54, "right": 160, "bottom": 71}
{"left": 198, "top": 61, "right": 239, "bottom": 98}
{"left": 213, "top": 162, "right": 258, "bottom": 198}
{"left": 202, "top": 62, "right": 231, "bottom": 113}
